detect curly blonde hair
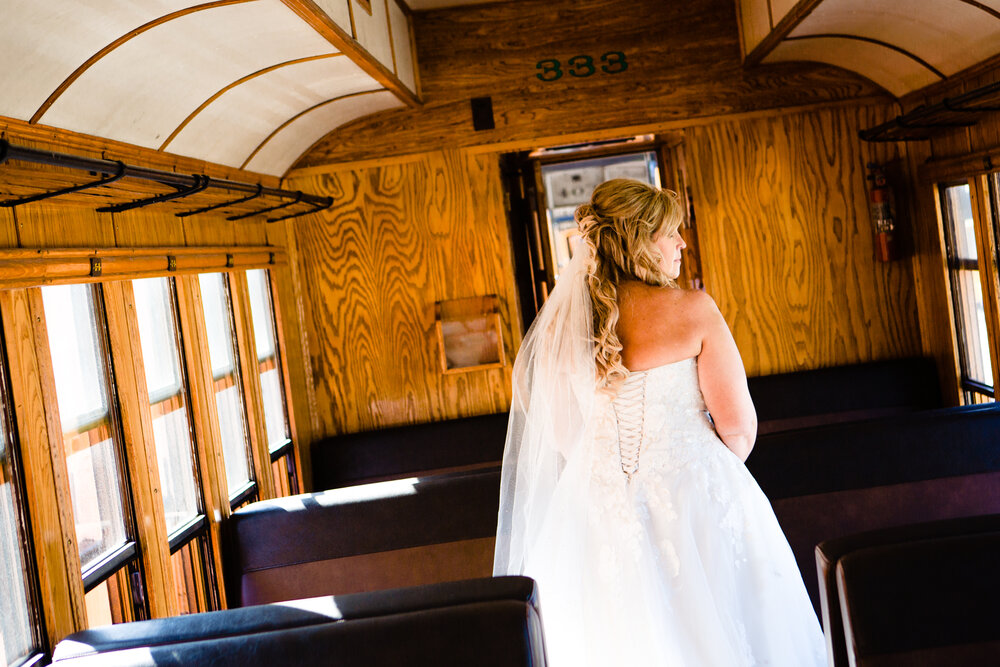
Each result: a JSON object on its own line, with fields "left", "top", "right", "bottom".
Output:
{"left": 576, "top": 178, "right": 685, "bottom": 389}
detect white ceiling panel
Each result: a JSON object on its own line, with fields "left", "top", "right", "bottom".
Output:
{"left": 353, "top": 0, "right": 394, "bottom": 70}
{"left": 791, "top": 0, "right": 1000, "bottom": 76}
{"left": 389, "top": 0, "right": 417, "bottom": 92}
{"left": 0, "top": 0, "right": 204, "bottom": 120}
{"left": 166, "top": 56, "right": 380, "bottom": 167}
{"left": 244, "top": 90, "right": 403, "bottom": 175}
{"left": 766, "top": 38, "right": 940, "bottom": 98}
{"left": 39, "top": 1, "right": 338, "bottom": 148}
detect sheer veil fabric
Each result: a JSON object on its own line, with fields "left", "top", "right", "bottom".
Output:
{"left": 493, "top": 246, "right": 827, "bottom": 666}
{"left": 494, "top": 246, "right": 597, "bottom": 578}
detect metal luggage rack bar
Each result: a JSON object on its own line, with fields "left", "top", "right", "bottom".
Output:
{"left": 0, "top": 139, "right": 331, "bottom": 220}
{"left": 859, "top": 81, "right": 1000, "bottom": 142}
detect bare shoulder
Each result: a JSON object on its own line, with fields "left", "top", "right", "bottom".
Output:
{"left": 670, "top": 287, "right": 721, "bottom": 323}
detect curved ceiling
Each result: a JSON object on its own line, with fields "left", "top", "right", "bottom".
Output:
{"left": 740, "top": 0, "right": 1000, "bottom": 97}
{"left": 0, "top": 0, "right": 417, "bottom": 176}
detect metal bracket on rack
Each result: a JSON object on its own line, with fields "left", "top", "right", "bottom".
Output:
{"left": 267, "top": 196, "right": 334, "bottom": 222}
{"left": 227, "top": 191, "right": 302, "bottom": 221}
{"left": 175, "top": 183, "right": 264, "bottom": 218}
{"left": 97, "top": 174, "right": 210, "bottom": 213}
{"left": 0, "top": 160, "right": 127, "bottom": 208}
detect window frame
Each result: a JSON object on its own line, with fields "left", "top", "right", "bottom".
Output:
{"left": 39, "top": 282, "right": 150, "bottom": 623}
{"left": 128, "top": 276, "right": 219, "bottom": 613}
{"left": 934, "top": 173, "right": 1000, "bottom": 404}
{"left": 244, "top": 268, "right": 299, "bottom": 495}
{"left": 0, "top": 313, "right": 47, "bottom": 667}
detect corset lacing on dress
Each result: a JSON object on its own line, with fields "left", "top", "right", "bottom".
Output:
{"left": 612, "top": 372, "right": 646, "bottom": 480}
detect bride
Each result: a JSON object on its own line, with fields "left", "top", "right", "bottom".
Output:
{"left": 494, "top": 179, "right": 825, "bottom": 665}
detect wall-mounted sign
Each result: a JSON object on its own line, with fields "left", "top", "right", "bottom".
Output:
{"left": 535, "top": 51, "right": 629, "bottom": 82}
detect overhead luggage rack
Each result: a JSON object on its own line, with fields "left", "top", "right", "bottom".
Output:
{"left": 860, "top": 81, "right": 1000, "bottom": 142}
{"left": 0, "top": 139, "right": 331, "bottom": 221}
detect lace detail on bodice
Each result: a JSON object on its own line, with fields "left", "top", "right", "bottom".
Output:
{"left": 600, "top": 356, "right": 712, "bottom": 479}
{"left": 612, "top": 372, "right": 646, "bottom": 477}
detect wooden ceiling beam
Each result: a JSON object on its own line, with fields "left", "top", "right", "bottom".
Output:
{"left": 743, "top": 0, "right": 824, "bottom": 68}
{"left": 278, "top": 0, "right": 421, "bottom": 107}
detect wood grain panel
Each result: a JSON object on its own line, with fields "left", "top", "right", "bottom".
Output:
{"left": 0, "top": 208, "right": 19, "bottom": 248}
{"left": 687, "top": 103, "right": 922, "bottom": 376}
{"left": 0, "top": 288, "right": 85, "bottom": 642}
{"left": 265, "top": 220, "right": 316, "bottom": 488}
{"left": 228, "top": 271, "right": 277, "bottom": 501}
{"left": 112, "top": 210, "right": 188, "bottom": 247}
{"left": 13, "top": 202, "right": 116, "bottom": 248}
{"left": 174, "top": 275, "right": 231, "bottom": 609}
{"left": 297, "top": 0, "right": 882, "bottom": 167}
{"left": 101, "top": 281, "right": 177, "bottom": 619}
{"left": 288, "top": 149, "right": 517, "bottom": 438}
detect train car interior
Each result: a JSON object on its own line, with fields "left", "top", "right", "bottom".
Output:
{"left": 1, "top": 0, "right": 1000, "bottom": 665}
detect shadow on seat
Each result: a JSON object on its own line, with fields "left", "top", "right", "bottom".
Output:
{"left": 817, "top": 515, "right": 1000, "bottom": 666}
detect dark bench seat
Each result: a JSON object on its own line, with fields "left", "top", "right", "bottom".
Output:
{"left": 226, "top": 468, "right": 501, "bottom": 607}
{"left": 52, "top": 576, "right": 545, "bottom": 667}
{"left": 829, "top": 519, "right": 1000, "bottom": 666}
{"left": 816, "top": 514, "right": 1000, "bottom": 667}
{"left": 311, "top": 357, "right": 940, "bottom": 490}
{"left": 747, "top": 403, "right": 1000, "bottom": 611}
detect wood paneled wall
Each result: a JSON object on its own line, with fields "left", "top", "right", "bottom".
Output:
{"left": 287, "top": 149, "right": 519, "bottom": 437}
{"left": 686, "top": 103, "right": 923, "bottom": 376}
{"left": 297, "top": 0, "right": 881, "bottom": 166}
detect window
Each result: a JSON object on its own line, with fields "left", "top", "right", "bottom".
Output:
{"left": 132, "top": 277, "right": 216, "bottom": 613}
{"left": 940, "top": 180, "right": 997, "bottom": 403}
{"left": 541, "top": 151, "right": 660, "bottom": 276}
{"left": 41, "top": 284, "right": 146, "bottom": 626}
{"left": 0, "top": 323, "right": 42, "bottom": 666}
{"left": 246, "top": 269, "right": 298, "bottom": 496}
{"left": 0, "top": 241, "right": 297, "bottom": 649}
{"left": 199, "top": 273, "right": 255, "bottom": 507}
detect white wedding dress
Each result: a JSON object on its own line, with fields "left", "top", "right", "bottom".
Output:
{"left": 493, "top": 247, "right": 826, "bottom": 666}
{"left": 518, "top": 357, "right": 827, "bottom": 666}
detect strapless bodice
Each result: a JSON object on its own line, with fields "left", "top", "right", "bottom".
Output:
{"left": 595, "top": 356, "right": 718, "bottom": 478}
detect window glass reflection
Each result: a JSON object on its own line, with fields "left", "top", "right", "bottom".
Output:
{"left": 42, "top": 284, "right": 128, "bottom": 571}
{"left": 198, "top": 274, "right": 252, "bottom": 498}
{"left": 132, "top": 278, "right": 201, "bottom": 535}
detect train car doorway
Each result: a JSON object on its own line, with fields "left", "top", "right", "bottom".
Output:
{"left": 501, "top": 135, "right": 701, "bottom": 331}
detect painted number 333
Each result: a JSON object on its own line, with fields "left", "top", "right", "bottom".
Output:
{"left": 535, "top": 52, "right": 628, "bottom": 82}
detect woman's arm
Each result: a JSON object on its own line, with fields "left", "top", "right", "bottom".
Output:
{"left": 693, "top": 292, "right": 757, "bottom": 461}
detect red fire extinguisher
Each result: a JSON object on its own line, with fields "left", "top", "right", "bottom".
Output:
{"left": 867, "top": 162, "right": 895, "bottom": 262}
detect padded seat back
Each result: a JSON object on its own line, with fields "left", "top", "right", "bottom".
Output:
{"left": 837, "top": 531, "right": 1000, "bottom": 666}
{"left": 312, "top": 412, "right": 509, "bottom": 490}
{"left": 747, "top": 404, "right": 1000, "bottom": 611}
{"left": 748, "top": 356, "right": 941, "bottom": 434}
{"left": 816, "top": 514, "right": 1000, "bottom": 667}
{"left": 226, "top": 468, "right": 501, "bottom": 606}
{"left": 53, "top": 577, "right": 545, "bottom": 667}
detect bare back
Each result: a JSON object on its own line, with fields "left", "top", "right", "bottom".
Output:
{"left": 616, "top": 281, "right": 758, "bottom": 460}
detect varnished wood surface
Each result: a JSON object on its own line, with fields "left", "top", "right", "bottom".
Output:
{"left": 687, "top": 102, "right": 922, "bottom": 376}
{"left": 287, "top": 149, "right": 519, "bottom": 437}
{"left": 102, "top": 282, "right": 178, "bottom": 618}
{"left": 228, "top": 271, "right": 277, "bottom": 501}
{"left": 0, "top": 246, "right": 284, "bottom": 289}
{"left": 175, "top": 275, "right": 232, "bottom": 610}
{"left": 0, "top": 288, "right": 85, "bottom": 642}
{"left": 264, "top": 220, "right": 315, "bottom": 488}
{"left": 297, "top": 0, "right": 882, "bottom": 167}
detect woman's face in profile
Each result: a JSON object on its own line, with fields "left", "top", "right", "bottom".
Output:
{"left": 654, "top": 228, "right": 687, "bottom": 279}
